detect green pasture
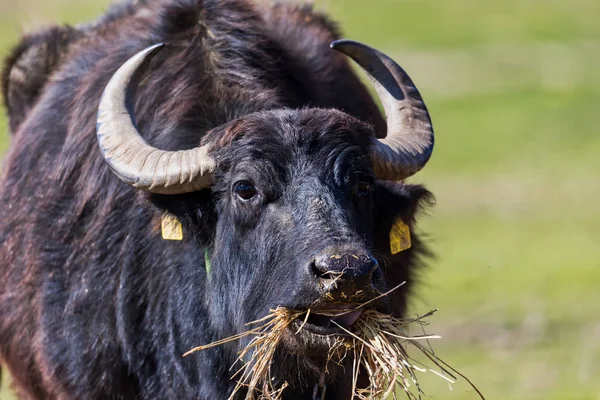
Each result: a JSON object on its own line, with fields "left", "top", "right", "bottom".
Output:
{"left": 1, "top": 0, "right": 599, "bottom": 398}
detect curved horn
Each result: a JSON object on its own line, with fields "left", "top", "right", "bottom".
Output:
{"left": 331, "top": 40, "right": 434, "bottom": 181}
{"left": 96, "top": 43, "right": 216, "bottom": 194}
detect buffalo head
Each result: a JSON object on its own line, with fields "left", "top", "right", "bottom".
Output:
{"left": 96, "top": 39, "right": 434, "bottom": 383}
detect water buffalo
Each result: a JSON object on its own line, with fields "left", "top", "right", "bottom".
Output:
{"left": 0, "top": 0, "right": 434, "bottom": 398}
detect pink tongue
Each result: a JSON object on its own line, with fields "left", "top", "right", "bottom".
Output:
{"left": 333, "top": 310, "right": 363, "bottom": 327}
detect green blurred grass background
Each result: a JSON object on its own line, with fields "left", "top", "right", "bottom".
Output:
{"left": 1, "top": 0, "right": 599, "bottom": 399}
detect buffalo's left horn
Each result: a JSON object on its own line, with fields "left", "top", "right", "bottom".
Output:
{"left": 331, "top": 40, "right": 434, "bottom": 181}
{"left": 96, "top": 44, "right": 216, "bottom": 194}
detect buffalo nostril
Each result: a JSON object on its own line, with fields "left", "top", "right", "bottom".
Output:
{"left": 310, "top": 256, "right": 343, "bottom": 280}
{"left": 310, "top": 258, "right": 328, "bottom": 279}
{"left": 371, "top": 263, "right": 383, "bottom": 285}
{"left": 311, "top": 253, "right": 379, "bottom": 288}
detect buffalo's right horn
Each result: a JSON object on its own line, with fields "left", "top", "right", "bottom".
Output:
{"left": 96, "top": 44, "right": 216, "bottom": 194}
{"left": 331, "top": 40, "right": 434, "bottom": 181}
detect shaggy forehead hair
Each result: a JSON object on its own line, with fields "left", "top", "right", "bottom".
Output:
{"left": 209, "top": 108, "right": 375, "bottom": 169}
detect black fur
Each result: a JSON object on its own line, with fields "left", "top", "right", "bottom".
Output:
{"left": 0, "top": 0, "right": 432, "bottom": 399}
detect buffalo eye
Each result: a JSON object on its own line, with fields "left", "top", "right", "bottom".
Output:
{"left": 356, "top": 179, "right": 373, "bottom": 197}
{"left": 233, "top": 180, "right": 257, "bottom": 201}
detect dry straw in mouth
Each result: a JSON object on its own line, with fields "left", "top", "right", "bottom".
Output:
{"left": 184, "top": 305, "right": 484, "bottom": 400}
{"left": 184, "top": 308, "right": 303, "bottom": 400}
{"left": 332, "top": 309, "right": 484, "bottom": 400}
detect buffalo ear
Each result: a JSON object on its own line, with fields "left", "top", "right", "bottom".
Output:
{"left": 375, "top": 181, "right": 435, "bottom": 226}
{"left": 2, "top": 25, "right": 80, "bottom": 133}
{"left": 150, "top": 189, "right": 217, "bottom": 245}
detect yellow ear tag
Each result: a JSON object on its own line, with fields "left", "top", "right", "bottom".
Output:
{"left": 389, "top": 218, "right": 411, "bottom": 254}
{"left": 161, "top": 212, "right": 183, "bottom": 241}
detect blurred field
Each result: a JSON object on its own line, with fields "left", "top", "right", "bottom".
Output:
{"left": 1, "top": 0, "right": 599, "bottom": 399}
